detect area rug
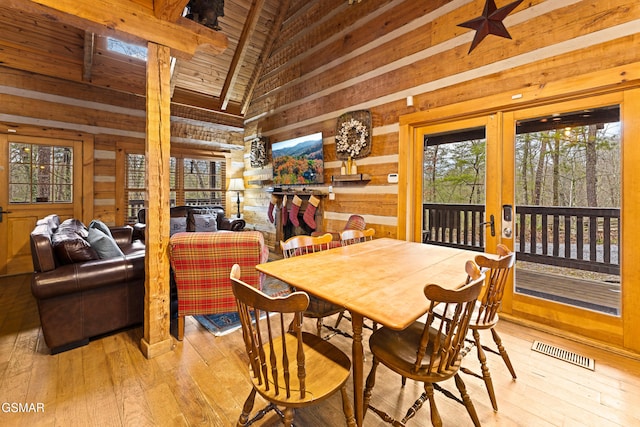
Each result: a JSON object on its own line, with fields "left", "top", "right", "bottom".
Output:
{"left": 193, "top": 276, "right": 292, "bottom": 336}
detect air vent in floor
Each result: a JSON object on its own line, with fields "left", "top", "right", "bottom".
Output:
{"left": 531, "top": 340, "right": 595, "bottom": 370}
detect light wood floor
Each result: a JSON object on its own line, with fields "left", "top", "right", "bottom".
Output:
{"left": 2, "top": 273, "right": 640, "bottom": 427}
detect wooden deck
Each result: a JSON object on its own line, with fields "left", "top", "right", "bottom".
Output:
{"left": 515, "top": 268, "right": 620, "bottom": 315}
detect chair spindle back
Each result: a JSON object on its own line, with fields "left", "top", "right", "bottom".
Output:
{"left": 473, "top": 244, "right": 515, "bottom": 325}
{"left": 230, "top": 264, "right": 310, "bottom": 399}
{"left": 414, "top": 261, "right": 485, "bottom": 375}
{"left": 340, "top": 228, "right": 375, "bottom": 246}
{"left": 280, "top": 233, "right": 333, "bottom": 259}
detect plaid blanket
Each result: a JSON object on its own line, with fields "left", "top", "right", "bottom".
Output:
{"left": 169, "top": 231, "right": 269, "bottom": 316}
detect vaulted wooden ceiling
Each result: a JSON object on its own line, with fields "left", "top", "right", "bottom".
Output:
{"left": 0, "top": 0, "right": 289, "bottom": 126}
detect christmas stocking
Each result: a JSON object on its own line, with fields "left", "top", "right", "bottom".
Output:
{"left": 281, "top": 195, "right": 288, "bottom": 226}
{"left": 267, "top": 195, "right": 277, "bottom": 223}
{"left": 303, "top": 195, "right": 320, "bottom": 230}
{"left": 289, "top": 195, "right": 302, "bottom": 227}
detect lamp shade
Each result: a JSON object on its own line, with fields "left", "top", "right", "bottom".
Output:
{"left": 228, "top": 178, "right": 245, "bottom": 192}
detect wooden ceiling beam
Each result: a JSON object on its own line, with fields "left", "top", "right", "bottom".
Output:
{"left": 154, "top": 0, "right": 190, "bottom": 22}
{"left": 172, "top": 87, "right": 244, "bottom": 120}
{"left": 3, "top": 0, "right": 227, "bottom": 59}
{"left": 241, "top": 0, "right": 291, "bottom": 115}
{"left": 219, "top": 0, "right": 265, "bottom": 111}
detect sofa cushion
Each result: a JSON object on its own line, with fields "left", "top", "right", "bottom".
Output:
{"left": 191, "top": 211, "right": 218, "bottom": 232}
{"left": 44, "top": 214, "right": 60, "bottom": 231}
{"left": 52, "top": 231, "right": 98, "bottom": 264}
{"left": 170, "top": 217, "right": 187, "bottom": 235}
{"left": 88, "top": 227, "right": 125, "bottom": 259}
{"left": 89, "top": 219, "right": 113, "bottom": 238}
{"left": 58, "top": 218, "right": 89, "bottom": 238}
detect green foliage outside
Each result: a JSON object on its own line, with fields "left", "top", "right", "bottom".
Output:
{"left": 273, "top": 156, "right": 323, "bottom": 185}
{"left": 424, "top": 122, "right": 620, "bottom": 209}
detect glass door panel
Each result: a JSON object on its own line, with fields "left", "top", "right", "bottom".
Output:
{"left": 513, "top": 105, "right": 621, "bottom": 316}
{"left": 422, "top": 126, "right": 488, "bottom": 251}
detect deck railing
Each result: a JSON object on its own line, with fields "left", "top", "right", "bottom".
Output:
{"left": 423, "top": 203, "right": 487, "bottom": 250}
{"left": 126, "top": 198, "right": 224, "bottom": 224}
{"left": 423, "top": 203, "right": 620, "bottom": 275}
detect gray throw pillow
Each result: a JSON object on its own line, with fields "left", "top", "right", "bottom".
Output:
{"left": 87, "top": 227, "right": 124, "bottom": 259}
{"left": 193, "top": 212, "right": 218, "bottom": 232}
{"left": 89, "top": 219, "right": 113, "bottom": 238}
{"left": 170, "top": 217, "right": 187, "bottom": 236}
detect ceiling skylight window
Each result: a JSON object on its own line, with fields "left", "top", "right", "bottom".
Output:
{"left": 107, "top": 37, "right": 147, "bottom": 61}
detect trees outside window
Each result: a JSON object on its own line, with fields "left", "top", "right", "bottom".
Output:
{"left": 125, "top": 153, "right": 226, "bottom": 223}
{"left": 9, "top": 142, "right": 73, "bottom": 204}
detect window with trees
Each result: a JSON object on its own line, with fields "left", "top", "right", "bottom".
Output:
{"left": 125, "top": 153, "right": 226, "bottom": 223}
{"left": 125, "top": 153, "right": 148, "bottom": 222}
{"left": 423, "top": 127, "right": 486, "bottom": 204}
{"left": 515, "top": 105, "right": 620, "bottom": 208}
{"left": 9, "top": 142, "right": 73, "bottom": 203}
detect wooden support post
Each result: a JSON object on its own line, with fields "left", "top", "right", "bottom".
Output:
{"left": 140, "top": 42, "right": 173, "bottom": 358}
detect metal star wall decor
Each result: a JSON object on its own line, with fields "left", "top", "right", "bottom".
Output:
{"left": 458, "top": 0, "right": 523, "bottom": 54}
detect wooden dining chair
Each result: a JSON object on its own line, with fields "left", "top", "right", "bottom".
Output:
{"left": 339, "top": 228, "right": 375, "bottom": 246}
{"left": 363, "top": 260, "right": 485, "bottom": 427}
{"left": 280, "top": 233, "right": 346, "bottom": 338}
{"left": 461, "top": 243, "right": 517, "bottom": 411}
{"left": 230, "top": 264, "right": 356, "bottom": 427}
{"left": 337, "top": 228, "right": 377, "bottom": 331}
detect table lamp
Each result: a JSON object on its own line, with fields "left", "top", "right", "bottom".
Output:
{"left": 228, "top": 178, "right": 245, "bottom": 218}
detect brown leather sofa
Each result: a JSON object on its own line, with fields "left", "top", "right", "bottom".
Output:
{"left": 30, "top": 215, "right": 146, "bottom": 354}
{"left": 133, "top": 205, "right": 245, "bottom": 241}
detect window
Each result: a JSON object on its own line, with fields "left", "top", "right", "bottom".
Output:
{"left": 106, "top": 37, "right": 147, "bottom": 61}
{"left": 124, "top": 153, "right": 226, "bottom": 223}
{"left": 182, "top": 158, "right": 225, "bottom": 206}
{"left": 9, "top": 142, "right": 73, "bottom": 203}
{"left": 125, "top": 153, "right": 146, "bottom": 223}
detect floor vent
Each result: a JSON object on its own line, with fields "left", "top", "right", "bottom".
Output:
{"left": 531, "top": 340, "right": 595, "bottom": 371}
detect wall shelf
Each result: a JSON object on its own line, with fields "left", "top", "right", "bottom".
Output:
{"left": 331, "top": 174, "right": 371, "bottom": 183}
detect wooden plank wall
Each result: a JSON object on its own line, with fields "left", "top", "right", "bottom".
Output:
{"left": 0, "top": 5, "right": 245, "bottom": 227}
{"left": 0, "top": 66, "right": 244, "bottom": 226}
{"left": 243, "top": 0, "right": 640, "bottom": 249}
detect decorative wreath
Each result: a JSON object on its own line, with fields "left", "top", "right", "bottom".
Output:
{"left": 336, "top": 118, "right": 369, "bottom": 158}
{"left": 335, "top": 110, "right": 371, "bottom": 160}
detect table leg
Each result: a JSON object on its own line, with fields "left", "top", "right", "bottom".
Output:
{"left": 351, "top": 311, "right": 364, "bottom": 427}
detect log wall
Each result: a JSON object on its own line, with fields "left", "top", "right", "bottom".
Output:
{"left": 0, "top": 4, "right": 245, "bottom": 228}
{"left": 0, "top": 68, "right": 244, "bottom": 226}
{"left": 243, "top": 0, "right": 640, "bottom": 249}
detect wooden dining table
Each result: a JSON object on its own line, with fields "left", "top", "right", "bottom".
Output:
{"left": 256, "top": 237, "right": 482, "bottom": 426}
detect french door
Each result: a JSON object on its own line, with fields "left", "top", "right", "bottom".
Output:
{"left": 399, "top": 89, "right": 640, "bottom": 353}
{"left": 504, "top": 94, "right": 626, "bottom": 345}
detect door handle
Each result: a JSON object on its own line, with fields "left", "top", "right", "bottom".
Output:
{"left": 480, "top": 214, "right": 495, "bottom": 237}
{"left": 0, "top": 207, "right": 12, "bottom": 223}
